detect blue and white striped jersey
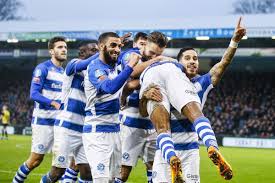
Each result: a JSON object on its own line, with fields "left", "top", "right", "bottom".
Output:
{"left": 171, "top": 73, "right": 214, "bottom": 151}
{"left": 55, "top": 59, "right": 86, "bottom": 132}
{"left": 84, "top": 58, "right": 122, "bottom": 127}
{"left": 119, "top": 48, "right": 154, "bottom": 129}
{"left": 30, "top": 60, "right": 64, "bottom": 126}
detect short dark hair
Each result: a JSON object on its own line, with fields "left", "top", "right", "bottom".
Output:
{"left": 134, "top": 32, "right": 147, "bottom": 43}
{"left": 48, "top": 36, "right": 66, "bottom": 50}
{"left": 147, "top": 31, "right": 168, "bottom": 48}
{"left": 78, "top": 43, "right": 98, "bottom": 57}
{"left": 177, "top": 47, "right": 196, "bottom": 61}
{"left": 98, "top": 32, "right": 120, "bottom": 44}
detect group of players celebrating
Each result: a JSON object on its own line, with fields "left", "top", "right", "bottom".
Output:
{"left": 12, "top": 17, "right": 246, "bottom": 183}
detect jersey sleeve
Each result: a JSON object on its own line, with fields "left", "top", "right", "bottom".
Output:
{"left": 65, "top": 59, "right": 80, "bottom": 76}
{"left": 31, "top": 65, "right": 48, "bottom": 89}
{"left": 88, "top": 63, "right": 108, "bottom": 92}
{"left": 30, "top": 65, "right": 52, "bottom": 106}
{"left": 198, "top": 72, "right": 213, "bottom": 91}
{"left": 88, "top": 62, "right": 133, "bottom": 95}
{"left": 120, "top": 52, "right": 132, "bottom": 70}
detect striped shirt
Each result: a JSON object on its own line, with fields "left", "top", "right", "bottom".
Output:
{"left": 30, "top": 60, "right": 64, "bottom": 126}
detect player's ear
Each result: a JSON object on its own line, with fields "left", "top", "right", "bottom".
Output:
{"left": 98, "top": 43, "right": 105, "bottom": 51}
{"left": 49, "top": 49, "right": 54, "bottom": 56}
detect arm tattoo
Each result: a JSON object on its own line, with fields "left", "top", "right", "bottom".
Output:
{"left": 210, "top": 47, "right": 237, "bottom": 86}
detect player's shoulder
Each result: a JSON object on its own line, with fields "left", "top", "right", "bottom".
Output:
{"left": 88, "top": 58, "right": 105, "bottom": 72}
{"left": 192, "top": 72, "right": 211, "bottom": 83}
{"left": 69, "top": 58, "right": 80, "bottom": 64}
{"left": 192, "top": 72, "right": 213, "bottom": 92}
{"left": 66, "top": 58, "right": 81, "bottom": 69}
{"left": 33, "top": 60, "right": 51, "bottom": 76}
{"left": 36, "top": 59, "right": 51, "bottom": 69}
{"left": 122, "top": 48, "right": 140, "bottom": 59}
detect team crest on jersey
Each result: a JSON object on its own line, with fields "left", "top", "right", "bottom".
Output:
{"left": 58, "top": 156, "right": 65, "bottom": 163}
{"left": 97, "top": 163, "right": 105, "bottom": 173}
{"left": 122, "top": 152, "right": 130, "bottom": 161}
{"left": 37, "top": 144, "right": 44, "bottom": 151}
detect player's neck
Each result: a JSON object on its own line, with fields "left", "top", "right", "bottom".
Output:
{"left": 99, "top": 53, "right": 115, "bottom": 68}
{"left": 51, "top": 58, "right": 63, "bottom": 67}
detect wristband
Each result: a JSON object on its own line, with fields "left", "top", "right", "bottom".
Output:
{"left": 229, "top": 40, "right": 238, "bottom": 48}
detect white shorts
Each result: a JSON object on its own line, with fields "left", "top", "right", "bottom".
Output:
{"left": 31, "top": 124, "right": 54, "bottom": 154}
{"left": 152, "top": 149, "right": 200, "bottom": 183}
{"left": 83, "top": 132, "right": 121, "bottom": 180}
{"left": 140, "top": 63, "right": 200, "bottom": 116}
{"left": 121, "top": 125, "right": 156, "bottom": 166}
{"left": 52, "top": 126, "right": 88, "bottom": 168}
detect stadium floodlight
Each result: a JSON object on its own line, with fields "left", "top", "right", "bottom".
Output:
{"left": 195, "top": 36, "right": 210, "bottom": 40}
{"left": 7, "top": 38, "right": 19, "bottom": 43}
{"left": 242, "top": 36, "right": 248, "bottom": 40}
{"left": 41, "top": 39, "right": 47, "bottom": 42}
{"left": 167, "top": 36, "right": 172, "bottom": 41}
{"left": 66, "top": 38, "right": 76, "bottom": 42}
{"left": 35, "top": 39, "right": 40, "bottom": 42}
{"left": 272, "top": 36, "right": 275, "bottom": 39}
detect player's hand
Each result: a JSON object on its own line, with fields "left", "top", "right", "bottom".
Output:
{"left": 120, "top": 32, "right": 132, "bottom": 46}
{"left": 127, "top": 53, "right": 141, "bottom": 68}
{"left": 232, "top": 17, "right": 246, "bottom": 43}
{"left": 156, "top": 55, "right": 176, "bottom": 62}
{"left": 120, "top": 95, "right": 127, "bottom": 110}
{"left": 51, "top": 101, "right": 61, "bottom": 110}
{"left": 143, "top": 84, "right": 162, "bottom": 102}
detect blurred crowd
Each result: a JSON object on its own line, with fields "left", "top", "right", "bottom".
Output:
{"left": 0, "top": 72, "right": 274, "bottom": 138}
{"left": 0, "top": 80, "right": 33, "bottom": 127}
{"left": 204, "top": 72, "right": 275, "bottom": 138}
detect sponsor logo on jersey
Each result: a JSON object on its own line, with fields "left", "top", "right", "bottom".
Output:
{"left": 51, "top": 83, "right": 62, "bottom": 89}
{"left": 185, "top": 89, "right": 197, "bottom": 96}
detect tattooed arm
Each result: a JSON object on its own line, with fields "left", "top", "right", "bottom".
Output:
{"left": 210, "top": 17, "right": 246, "bottom": 86}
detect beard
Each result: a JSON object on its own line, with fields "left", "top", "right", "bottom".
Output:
{"left": 103, "top": 46, "right": 119, "bottom": 65}
{"left": 55, "top": 53, "right": 67, "bottom": 62}
{"left": 186, "top": 68, "right": 198, "bottom": 78}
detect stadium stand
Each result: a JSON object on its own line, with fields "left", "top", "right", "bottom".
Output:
{"left": 1, "top": 71, "right": 274, "bottom": 137}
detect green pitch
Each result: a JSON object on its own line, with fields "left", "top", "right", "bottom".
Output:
{"left": 1, "top": 135, "right": 275, "bottom": 183}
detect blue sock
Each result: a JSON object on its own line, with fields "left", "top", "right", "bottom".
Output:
{"left": 61, "top": 168, "right": 78, "bottom": 182}
{"left": 12, "top": 162, "right": 31, "bottom": 183}
{"left": 156, "top": 133, "right": 176, "bottom": 164}
{"left": 147, "top": 170, "right": 153, "bottom": 183}
{"left": 114, "top": 178, "right": 124, "bottom": 183}
{"left": 40, "top": 173, "right": 52, "bottom": 183}
{"left": 193, "top": 117, "right": 218, "bottom": 149}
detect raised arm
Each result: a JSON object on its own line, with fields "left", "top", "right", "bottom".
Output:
{"left": 209, "top": 17, "right": 246, "bottom": 86}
